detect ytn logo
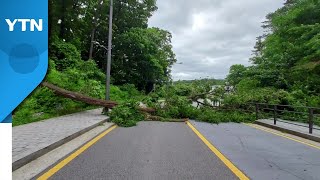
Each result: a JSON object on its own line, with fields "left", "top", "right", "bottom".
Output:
{"left": 5, "top": 19, "right": 43, "bottom": 32}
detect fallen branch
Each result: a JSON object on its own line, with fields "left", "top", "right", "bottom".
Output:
{"left": 137, "top": 107, "right": 156, "bottom": 113}
{"left": 194, "top": 99, "right": 217, "bottom": 108}
{"left": 189, "top": 91, "right": 215, "bottom": 101}
{"left": 143, "top": 113, "right": 187, "bottom": 122}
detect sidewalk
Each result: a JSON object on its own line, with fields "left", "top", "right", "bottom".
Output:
{"left": 256, "top": 119, "right": 320, "bottom": 143}
{"left": 13, "top": 108, "right": 113, "bottom": 170}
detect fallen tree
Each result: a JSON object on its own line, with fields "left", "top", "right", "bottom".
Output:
{"left": 41, "top": 82, "right": 118, "bottom": 108}
{"left": 41, "top": 82, "right": 187, "bottom": 124}
{"left": 42, "top": 81, "right": 162, "bottom": 113}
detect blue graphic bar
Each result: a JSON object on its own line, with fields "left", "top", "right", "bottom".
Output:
{"left": 2, "top": 114, "right": 12, "bottom": 123}
{"left": 0, "top": 1, "right": 48, "bottom": 123}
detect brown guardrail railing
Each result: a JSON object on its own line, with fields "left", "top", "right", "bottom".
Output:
{"left": 195, "top": 100, "right": 320, "bottom": 134}
{"left": 253, "top": 103, "right": 320, "bottom": 134}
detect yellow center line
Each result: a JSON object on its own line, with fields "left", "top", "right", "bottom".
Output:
{"left": 37, "top": 125, "right": 117, "bottom": 180}
{"left": 244, "top": 123, "right": 320, "bottom": 150}
{"left": 186, "top": 121, "right": 250, "bottom": 180}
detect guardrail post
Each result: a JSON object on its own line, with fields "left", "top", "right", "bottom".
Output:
{"left": 273, "top": 105, "right": 277, "bottom": 125}
{"left": 255, "top": 104, "right": 259, "bottom": 120}
{"left": 309, "top": 108, "right": 314, "bottom": 134}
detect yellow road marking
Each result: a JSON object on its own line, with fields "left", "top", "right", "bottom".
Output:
{"left": 37, "top": 125, "right": 117, "bottom": 180}
{"left": 186, "top": 121, "right": 249, "bottom": 180}
{"left": 245, "top": 123, "right": 320, "bottom": 150}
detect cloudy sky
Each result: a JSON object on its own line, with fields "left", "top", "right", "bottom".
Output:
{"left": 148, "top": 0, "right": 284, "bottom": 80}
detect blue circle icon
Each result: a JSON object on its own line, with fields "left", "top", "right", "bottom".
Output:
{"left": 9, "top": 44, "right": 39, "bottom": 74}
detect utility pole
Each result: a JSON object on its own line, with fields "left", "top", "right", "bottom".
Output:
{"left": 106, "top": 0, "right": 113, "bottom": 102}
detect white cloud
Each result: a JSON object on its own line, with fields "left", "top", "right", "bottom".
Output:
{"left": 148, "top": 0, "right": 284, "bottom": 80}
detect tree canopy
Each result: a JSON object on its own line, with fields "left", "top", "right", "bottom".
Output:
{"left": 48, "top": 0, "right": 175, "bottom": 92}
{"left": 227, "top": 0, "right": 320, "bottom": 106}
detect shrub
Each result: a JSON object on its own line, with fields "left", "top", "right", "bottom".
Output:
{"left": 196, "top": 108, "right": 255, "bottom": 124}
{"left": 109, "top": 101, "right": 144, "bottom": 127}
{"left": 14, "top": 59, "right": 110, "bottom": 126}
{"left": 49, "top": 37, "right": 81, "bottom": 71}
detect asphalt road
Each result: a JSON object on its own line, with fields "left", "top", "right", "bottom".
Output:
{"left": 48, "top": 122, "right": 237, "bottom": 180}
{"left": 190, "top": 120, "right": 320, "bottom": 180}
{"left": 37, "top": 120, "right": 320, "bottom": 180}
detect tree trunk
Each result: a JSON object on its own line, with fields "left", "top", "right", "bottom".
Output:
{"left": 41, "top": 82, "right": 118, "bottom": 108}
{"left": 88, "top": 1, "right": 103, "bottom": 60}
{"left": 88, "top": 28, "right": 96, "bottom": 60}
{"left": 41, "top": 82, "right": 156, "bottom": 114}
{"left": 59, "top": 0, "right": 66, "bottom": 39}
{"left": 48, "top": 0, "right": 53, "bottom": 40}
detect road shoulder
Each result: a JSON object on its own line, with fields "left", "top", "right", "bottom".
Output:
{"left": 13, "top": 122, "right": 115, "bottom": 180}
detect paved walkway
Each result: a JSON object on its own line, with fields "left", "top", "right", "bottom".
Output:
{"left": 256, "top": 119, "right": 320, "bottom": 142}
{"left": 13, "top": 108, "right": 113, "bottom": 170}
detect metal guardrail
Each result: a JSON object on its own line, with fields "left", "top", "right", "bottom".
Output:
{"left": 254, "top": 103, "right": 320, "bottom": 134}
{"left": 193, "top": 100, "right": 319, "bottom": 134}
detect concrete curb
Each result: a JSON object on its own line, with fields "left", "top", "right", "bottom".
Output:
{"left": 255, "top": 120, "right": 320, "bottom": 143}
{"left": 12, "top": 118, "right": 110, "bottom": 171}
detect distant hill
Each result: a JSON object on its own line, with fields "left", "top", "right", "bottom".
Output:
{"left": 173, "top": 78, "right": 225, "bottom": 85}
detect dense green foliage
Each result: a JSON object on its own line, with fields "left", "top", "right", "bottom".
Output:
{"left": 227, "top": 0, "right": 320, "bottom": 108}
{"left": 112, "top": 27, "right": 176, "bottom": 90}
{"left": 108, "top": 78, "right": 255, "bottom": 127}
{"left": 49, "top": 0, "right": 176, "bottom": 91}
{"left": 144, "top": 80, "right": 256, "bottom": 124}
